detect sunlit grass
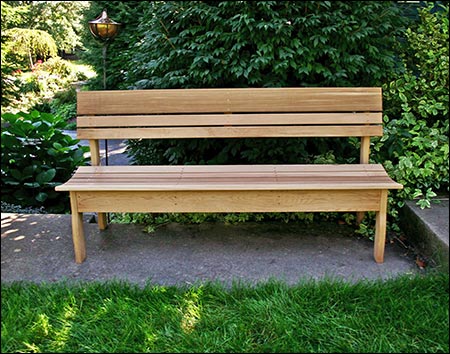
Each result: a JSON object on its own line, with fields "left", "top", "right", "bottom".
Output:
{"left": 1, "top": 273, "right": 448, "bottom": 353}
{"left": 69, "top": 60, "right": 97, "bottom": 80}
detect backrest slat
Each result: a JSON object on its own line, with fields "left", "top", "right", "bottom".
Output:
{"left": 77, "top": 87, "right": 382, "bottom": 115}
{"left": 77, "top": 112, "right": 382, "bottom": 128}
{"left": 77, "top": 125, "right": 382, "bottom": 140}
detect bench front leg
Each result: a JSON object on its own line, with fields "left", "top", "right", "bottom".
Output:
{"left": 70, "top": 192, "right": 86, "bottom": 263}
{"left": 374, "top": 190, "right": 388, "bottom": 263}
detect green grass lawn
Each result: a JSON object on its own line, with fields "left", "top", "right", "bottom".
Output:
{"left": 1, "top": 272, "right": 448, "bottom": 353}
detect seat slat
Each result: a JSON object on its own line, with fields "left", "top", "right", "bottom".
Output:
{"left": 73, "top": 164, "right": 388, "bottom": 173}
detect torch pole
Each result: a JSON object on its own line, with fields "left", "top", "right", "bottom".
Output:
{"left": 102, "top": 42, "right": 109, "bottom": 166}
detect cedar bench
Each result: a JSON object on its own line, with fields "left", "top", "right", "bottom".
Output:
{"left": 55, "top": 87, "right": 403, "bottom": 264}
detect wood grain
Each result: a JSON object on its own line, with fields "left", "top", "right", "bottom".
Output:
{"left": 56, "top": 164, "right": 403, "bottom": 192}
{"left": 77, "top": 113, "right": 382, "bottom": 127}
{"left": 77, "top": 87, "right": 382, "bottom": 115}
{"left": 75, "top": 189, "right": 382, "bottom": 213}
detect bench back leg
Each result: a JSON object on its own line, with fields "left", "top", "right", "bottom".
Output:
{"left": 374, "top": 190, "right": 388, "bottom": 263}
{"left": 356, "top": 136, "right": 372, "bottom": 225}
{"left": 97, "top": 214, "right": 108, "bottom": 230}
{"left": 89, "top": 139, "right": 108, "bottom": 230}
{"left": 356, "top": 212, "right": 365, "bottom": 224}
{"left": 70, "top": 192, "right": 87, "bottom": 263}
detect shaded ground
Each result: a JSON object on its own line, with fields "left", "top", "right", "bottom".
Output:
{"left": 1, "top": 213, "right": 419, "bottom": 287}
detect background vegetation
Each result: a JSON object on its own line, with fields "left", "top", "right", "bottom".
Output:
{"left": 84, "top": 1, "right": 449, "bottom": 232}
{"left": 375, "top": 3, "right": 449, "bottom": 212}
{"left": 1, "top": 1, "right": 449, "bottom": 232}
{"left": 1, "top": 1, "right": 93, "bottom": 213}
{"left": 1, "top": 1, "right": 92, "bottom": 114}
{"left": 1, "top": 110, "right": 88, "bottom": 213}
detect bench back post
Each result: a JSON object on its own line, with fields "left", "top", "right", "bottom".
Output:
{"left": 360, "top": 136, "right": 371, "bottom": 164}
{"left": 89, "top": 140, "right": 101, "bottom": 166}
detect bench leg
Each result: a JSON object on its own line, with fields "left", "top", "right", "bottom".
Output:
{"left": 70, "top": 192, "right": 86, "bottom": 263}
{"left": 356, "top": 212, "right": 365, "bottom": 224}
{"left": 374, "top": 190, "right": 388, "bottom": 263}
{"left": 88, "top": 139, "right": 108, "bottom": 231}
{"left": 98, "top": 212, "right": 108, "bottom": 230}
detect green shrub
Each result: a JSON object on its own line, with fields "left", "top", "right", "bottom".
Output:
{"left": 127, "top": 1, "right": 406, "bottom": 89}
{"left": 122, "top": 1, "right": 407, "bottom": 167}
{"left": 375, "top": 3, "right": 449, "bottom": 211}
{"left": 4, "top": 57, "right": 88, "bottom": 116}
{"left": 1, "top": 110, "right": 88, "bottom": 213}
{"left": 49, "top": 87, "right": 78, "bottom": 126}
{"left": 39, "top": 57, "right": 74, "bottom": 78}
{"left": 112, "top": 1, "right": 410, "bottom": 230}
{"left": 0, "top": 64, "right": 22, "bottom": 111}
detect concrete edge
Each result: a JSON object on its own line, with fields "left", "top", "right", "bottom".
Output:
{"left": 399, "top": 199, "right": 449, "bottom": 273}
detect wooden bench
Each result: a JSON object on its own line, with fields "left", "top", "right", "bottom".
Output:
{"left": 55, "top": 87, "right": 403, "bottom": 264}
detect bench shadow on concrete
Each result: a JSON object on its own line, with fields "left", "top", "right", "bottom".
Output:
{"left": 2, "top": 213, "right": 421, "bottom": 287}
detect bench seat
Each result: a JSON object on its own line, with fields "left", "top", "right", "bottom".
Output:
{"left": 56, "top": 164, "right": 402, "bottom": 220}
{"left": 57, "top": 164, "right": 402, "bottom": 191}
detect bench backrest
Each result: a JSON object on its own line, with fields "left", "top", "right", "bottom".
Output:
{"left": 76, "top": 87, "right": 383, "bottom": 165}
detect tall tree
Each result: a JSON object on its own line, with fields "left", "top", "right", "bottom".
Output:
{"left": 1, "top": 1, "right": 89, "bottom": 54}
{"left": 3, "top": 27, "right": 57, "bottom": 69}
{"left": 26, "top": 1, "right": 89, "bottom": 54}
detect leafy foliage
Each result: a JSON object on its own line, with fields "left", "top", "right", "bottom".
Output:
{"left": 0, "top": 61, "right": 21, "bottom": 109}
{"left": 112, "top": 211, "right": 320, "bottom": 233}
{"left": 2, "top": 28, "right": 57, "bottom": 70}
{"left": 1, "top": 111, "right": 88, "bottom": 212}
{"left": 82, "top": 1, "right": 407, "bottom": 90}
{"left": 1, "top": 1, "right": 90, "bottom": 114}
{"left": 0, "top": 1, "right": 29, "bottom": 30}
{"left": 113, "top": 1, "right": 408, "bottom": 167}
{"left": 3, "top": 59, "right": 90, "bottom": 117}
{"left": 0, "top": 1, "right": 89, "bottom": 55}
{"left": 24, "top": 1, "right": 90, "bottom": 54}
{"left": 375, "top": 3, "right": 449, "bottom": 211}
{"left": 126, "top": 1, "right": 406, "bottom": 89}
